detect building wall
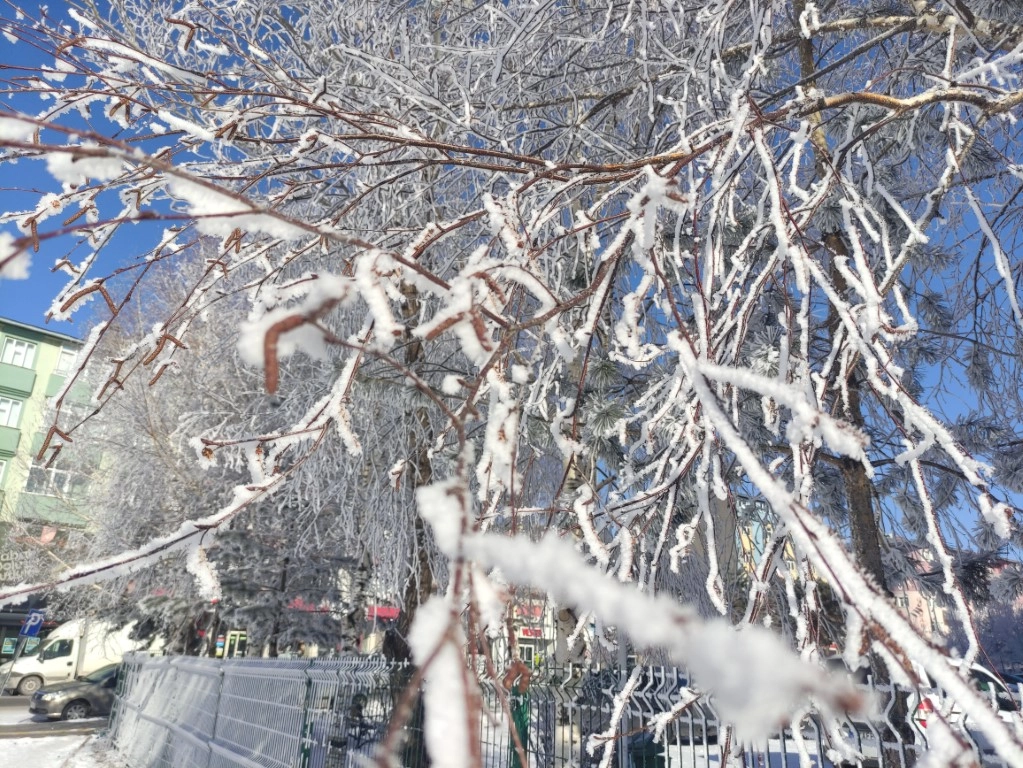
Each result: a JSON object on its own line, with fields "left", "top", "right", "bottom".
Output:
{"left": 892, "top": 582, "right": 950, "bottom": 641}
{"left": 890, "top": 545, "right": 951, "bottom": 642}
{"left": 0, "top": 317, "right": 86, "bottom": 567}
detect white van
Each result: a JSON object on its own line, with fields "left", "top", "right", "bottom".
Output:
{"left": 0, "top": 620, "right": 141, "bottom": 695}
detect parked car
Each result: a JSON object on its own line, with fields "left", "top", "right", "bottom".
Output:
{"left": 28, "top": 663, "right": 121, "bottom": 720}
{"left": 912, "top": 659, "right": 1023, "bottom": 756}
{"left": 999, "top": 671, "right": 1023, "bottom": 688}
{"left": 814, "top": 655, "right": 1021, "bottom": 765}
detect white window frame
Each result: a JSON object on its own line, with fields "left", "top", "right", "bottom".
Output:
{"left": 53, "top": 347, "right": 77, "bottom": 376}
{"left": 25, "top": 462, "right": 75, "bottom": 497}
{"left": 0, "top": 397, "right": 22, "bottom": 428}
{"left": 24, "top": 451, "right": 89, "bottom": 498}
{"left": 1, "top": 337, "right": 37, "bottom": 369}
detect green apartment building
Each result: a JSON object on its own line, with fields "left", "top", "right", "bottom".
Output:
{"left": 0, "top": 317, "right": 89, "bottom": 579}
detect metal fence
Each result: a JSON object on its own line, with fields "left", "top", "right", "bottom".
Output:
{"left": 107, "top": 653, "right": 1017, "bottom": 768}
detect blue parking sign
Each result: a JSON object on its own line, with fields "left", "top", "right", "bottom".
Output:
{"left": 19, "top": 609, "right": 45, "bottom": 638}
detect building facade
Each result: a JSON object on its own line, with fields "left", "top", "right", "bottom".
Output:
{"left": 889, "top": 541, "right": 953, "bottom": 642}
{"left": 0, "top": 317, "right": 89, "bottom": 575}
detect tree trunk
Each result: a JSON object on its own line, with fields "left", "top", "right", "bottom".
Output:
{"left": 839, "top": 449, "right": 887, "bottom": 594}
{"left": 794, "top": 2, "right": 889, "bottom": 598}
{"left": 793, "top": 11, "right": 912, "bottom": 760}
{"left": 379, "top": 283, "right": 435, "bottom": 768}
{"left": 267, "top": 557, "right": 289, "bottom": 658}
{"left": 342, "top": 552, "right": 373, "bottom": 652}
{"left": 203, "top": 609, "right": 220, "bottom": 658}
{"left": 395, "top": 282, "right": 435, "bottom": 641}
{"left": 397, "top": 404, "right": 436, "bottom": 641}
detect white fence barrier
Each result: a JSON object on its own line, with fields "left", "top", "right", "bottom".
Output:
{"left": 107, "top": 653, "right": 1019, "bottom": 768}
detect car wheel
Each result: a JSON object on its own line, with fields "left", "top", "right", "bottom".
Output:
{"left": 62, "top": 700, "right": 91, "bottom": 720}
{"left": 16, "top": 676, "right": 42, "bottom": 696}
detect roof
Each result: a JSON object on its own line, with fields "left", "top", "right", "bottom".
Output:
{"left": 0, "top": 316, "right": 82, "bottom": 346}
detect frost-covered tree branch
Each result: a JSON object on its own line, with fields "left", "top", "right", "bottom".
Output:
{"left": 2, "top": 0, "right": 1023, "bottom": 764}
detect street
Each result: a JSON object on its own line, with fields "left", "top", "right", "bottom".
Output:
{"left": 0, "top": 695, "right": 106, "bottom": 739}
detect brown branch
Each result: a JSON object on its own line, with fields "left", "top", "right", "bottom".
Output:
{"left": 721, "top": 13, "right": 1023, "bottom": 61}
{"left": 800, "top": 87, "right": 1023, "bottom": 119}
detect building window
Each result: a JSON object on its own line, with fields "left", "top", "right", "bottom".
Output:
{"left": 24, "top": 460, "right": 83, "bottom": 497}
{"left": 0, "top": 397, "right": 22, "bottom": 428}
{"left": 1, "top": 338, "right": 37, "bottom": 369}
{"left": 53, "top": 347, "right": 78, "bottom": 376}
{"left": 0, "top": 458, "right": 6, "bottom": 483}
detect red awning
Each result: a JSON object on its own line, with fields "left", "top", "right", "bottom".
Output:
{"left": 288, "top": 597, "right": 328, "bottom": 612}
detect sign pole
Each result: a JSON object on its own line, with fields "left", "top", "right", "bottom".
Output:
{"left": 0, "top": 608, "right": 45, "bottom": 697}
{"left": 0, "top": 637, "right": 26, "bottom": 696}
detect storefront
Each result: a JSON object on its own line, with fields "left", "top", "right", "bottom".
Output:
{"left": 0, "top": 602, "right": 57, "bottom": 662}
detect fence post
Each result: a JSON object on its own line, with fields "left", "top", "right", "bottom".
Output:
{"left": 206, "top": 661, "right": 226, "bottom": 768}
{"left": 298, "top": 659, "right": 316, "bottom": 768}
{"left": 106, "top": 652, "right": 135, "bottom": 748}
{"left": 618, "top": 643, "right": 629, "bottom": 768}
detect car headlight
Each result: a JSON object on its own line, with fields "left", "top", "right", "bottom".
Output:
{"left": 38, "top": 693, "right": 60, "bottom": 701}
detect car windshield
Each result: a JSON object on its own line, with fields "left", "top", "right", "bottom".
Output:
{"left": 82, "top": 665, "right": 118, "bottom": 683}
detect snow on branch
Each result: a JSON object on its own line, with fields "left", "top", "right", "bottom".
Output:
{"left": 4, "top": 1, "right": 1023, "bottom": 762}
{"left": 0, "top": 479, "right": 269, "bottom": 608}
{"left": 467, "top": 532, "right": 861, "bottom": 741}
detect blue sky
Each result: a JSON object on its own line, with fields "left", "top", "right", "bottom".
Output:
{"left": 0, "top": 0, "right": 1017, "bottom": 539}
{"left": 0, "top": 1, "right": 88, "bottom": 337}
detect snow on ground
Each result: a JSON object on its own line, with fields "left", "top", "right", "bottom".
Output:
{"left": 0, "top": 702, "right": 119, "bottom": 767}
{"left": 0, "top": 734, "right": 126, "bottom": 767}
